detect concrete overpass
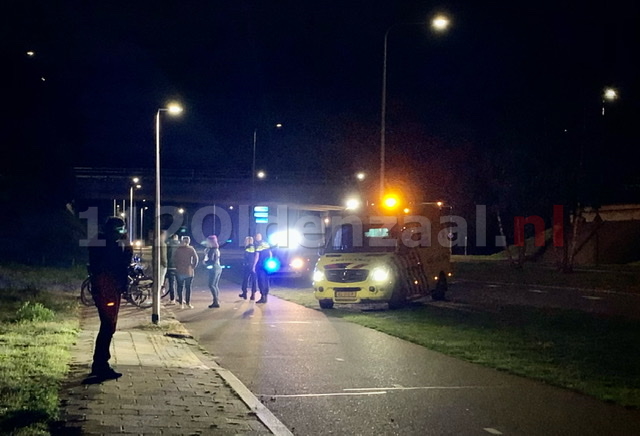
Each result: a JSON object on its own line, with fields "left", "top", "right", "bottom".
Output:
{"left": 73, "top": 167, "right": 364, "bottom": 207}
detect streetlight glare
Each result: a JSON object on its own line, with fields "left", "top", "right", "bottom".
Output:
{"left": 431, "top": 15, "right": 451, "bottom": 31}
{"left": 603, "top": 88, "right": 618, "bottom": 101}
{"left": 167, "top": 103, "right": 183, "bottom": 114}
{"left": 356, "top": 172, "right": 366, "bottom": 181}
{"left": 345, "top": 198, "right": 360, "bottom": 210}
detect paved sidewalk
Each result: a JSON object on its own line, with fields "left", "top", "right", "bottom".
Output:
{"left": 53, "top": 301, "right": 292, "bottom": 435}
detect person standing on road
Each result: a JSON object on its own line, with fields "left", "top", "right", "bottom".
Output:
{"left": 164, "top": 233, "right": 180, "bottom": 304}
{"left": 174, "top": 236, "right": 199, "bottom": 309}
{"left": 204, "top": 235, "right": 222, "bottom": 308}
{"left": 253, "top": 232, "right": 272, "bottom": 303}
{"left": 88, "top": 216, "right": 133, "bottom": 380}
{"left": 239, "top": 236, "right": 257, "bottom": 300}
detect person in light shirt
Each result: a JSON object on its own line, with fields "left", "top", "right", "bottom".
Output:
{"left": 174, "top": 236, "right": 199, "bottom": 309}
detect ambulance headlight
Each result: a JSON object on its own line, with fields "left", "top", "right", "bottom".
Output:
{"left": 371, "top": 267, "right": 390, "bottom": 282}
{"left": 290, "top": 257, "right": 305, "bottom": 270}
{"left": 313, "top": 270, "right": 325, "bottom": 282}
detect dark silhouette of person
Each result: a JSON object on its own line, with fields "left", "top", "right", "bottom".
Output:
{"left": 239, "top": 236, "right": 257, "bottom": 300}
{"left": 88, "top": 216, "right": 133, "bottom": 379}
{"left": 253, "top": 233, "right": 272, "bottom": 303}
{"left": 165, "top": 233, "right": 179, "bottom": 304}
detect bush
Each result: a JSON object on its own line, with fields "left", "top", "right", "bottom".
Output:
{"left": 14, "top": 302, "right": 55, "bottom": 323}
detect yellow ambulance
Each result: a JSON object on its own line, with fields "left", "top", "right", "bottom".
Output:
{"left": 313, "top": 201, "right": 452, "bottom": 309}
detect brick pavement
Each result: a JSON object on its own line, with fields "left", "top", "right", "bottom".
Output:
{"left": 53, "top": 301, "right": 292, "bottom": 435}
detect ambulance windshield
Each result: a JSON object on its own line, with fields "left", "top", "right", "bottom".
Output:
{"left": 327, "top": 224, "right": 396, "bottom": 253}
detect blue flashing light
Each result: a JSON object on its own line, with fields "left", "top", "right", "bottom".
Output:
{"left": 264, "top": 257, "right": 281, "bottom": 274}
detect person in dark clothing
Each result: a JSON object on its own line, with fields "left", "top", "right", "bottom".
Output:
{"left": 253, "top": 233, "right": 272, "bottom": 303}
{"left": 164, "top": 233, "right": 180, "bottom": 304}
{"left": 239, "top": 236, "right": 257, "bottom": 300}
{"left": 88, "top": 216, "right": 133, "bottom": 379}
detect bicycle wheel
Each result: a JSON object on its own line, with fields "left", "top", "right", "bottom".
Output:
{"left": 160, "top": 276, "right": 169, "bottom": 299}
{"left": 128, "top": 276, "right": 153, "bottom": 308}
{"left": 80, "top": 277, "right": 95, "bottom": 306}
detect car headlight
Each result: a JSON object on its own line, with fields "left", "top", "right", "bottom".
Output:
{"left": 313, "top": 270, "right": 325, "bottom": 282}
{"left": 290, "top": 257, "right": 305, "bottom": 270}
{"left": 371, "top": 267, "right": 390, "bottom": 282}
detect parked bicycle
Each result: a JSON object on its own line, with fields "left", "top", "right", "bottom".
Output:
{"left": 80, "top": 257, "right": 167, "bottom": 308}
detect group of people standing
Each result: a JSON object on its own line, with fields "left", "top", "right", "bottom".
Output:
{"left": 88, "top": 216, "right": 272, "bottom": 380}
{"left": 162, "top": 232, "right": 222, "bottom": 309}
{"left": 162, "top": 231, "right": 272, "bottom": 308}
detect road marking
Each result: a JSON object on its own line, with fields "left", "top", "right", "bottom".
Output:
{"left": 261, "top": 385, "right": 505, "bottom": 399}
{"left": 254, "top": 321, "right": 313, "bottom": 324}
{"left": 528, "top": 289, "right": 547, "bottom": 293}
{"left": 344, "top": 385, "right": 503, "bottom": 392}
{"left": 264, "top": 391, "right": 387, "bottom": 398}
{"left": 335, "top": 357, "right": 345, "bottom": 361}
{"left": 483, "top": 428, "right": 503, "bottom": 435}
{"left": 582, "top": 295, "right": 603, "bottom": 300}
{"left": 486, "top": 284, "right": 501, "bottom": 288}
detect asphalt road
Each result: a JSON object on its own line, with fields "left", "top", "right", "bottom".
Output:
{"left": 451, "top": 278, "right": 640, "bottom": 320}
{"left": 170, "top": 272, "right": 640, "bottom": 436}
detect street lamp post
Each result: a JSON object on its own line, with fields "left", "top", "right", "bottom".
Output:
{"left": 128, "top": 178, "right": 141, "bottom": 244}
{"left": 379, "top": 14, "right": 450, "bottom": 201}
{"left": 251, "top": 123, "right": 282, "bottom": 197}
{"left": 153, "top": 103, "right": 183, "bottom": 325}
{"left": 140, "top": 205, "right": 148, "bottom": 242}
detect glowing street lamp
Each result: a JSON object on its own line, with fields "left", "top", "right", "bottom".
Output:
{"left": 345, "top": 198, "right": 361, "bottom": 210}
{"left": 602, "top": 87, "right": 619, "bottom": 116}
{"left": 380, "top": 13, "right": 451, "bottom": 201}
{"left": 153, "top": 102, "right": 183, "bottom": 325}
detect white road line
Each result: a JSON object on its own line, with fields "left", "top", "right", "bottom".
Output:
{"left": 261, "top": 385, "right": 510, "bottom": 399}
{"left": 264, "top": 391, "right": 388, "bottom": 398}
{"left": 344, "top": 385, "right": 503, "bottom": 392}
{"left": 528, "top": 289, "right": 547, "bottom": 293}
{"left": 253, "top": 321, "right": 314, "bottom": 324}
{"left": 483, "top": 428, "right": 503, "bottom": 435}
{"left": 582, "top": 295, "right": 604, "bottom": 300}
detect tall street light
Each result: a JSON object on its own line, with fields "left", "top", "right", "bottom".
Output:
{"left": 379, "top": 13, "right": 451, "bottom": 201}
{"left": 153, "top": 102, "right": 183, "bottom": 325}
{"left": 252, "top": 123, "right": 282, "bottom": 195}
{"left": 128, "top": 177, "right": 141, "bottom": 244}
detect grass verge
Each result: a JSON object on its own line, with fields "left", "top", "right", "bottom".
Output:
{"left": 0, "top": 266, "right": 82, "bottom": 436}
{"left": 270, "top": 259, "right": 640, "bottom": 408}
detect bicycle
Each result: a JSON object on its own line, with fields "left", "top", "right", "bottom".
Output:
{"left": 80, "top": 273, "right": 168, "bottom": 308}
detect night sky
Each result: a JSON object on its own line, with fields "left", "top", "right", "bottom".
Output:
{"left": 2, "top": 1, "right": 639, "bottom": 212}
